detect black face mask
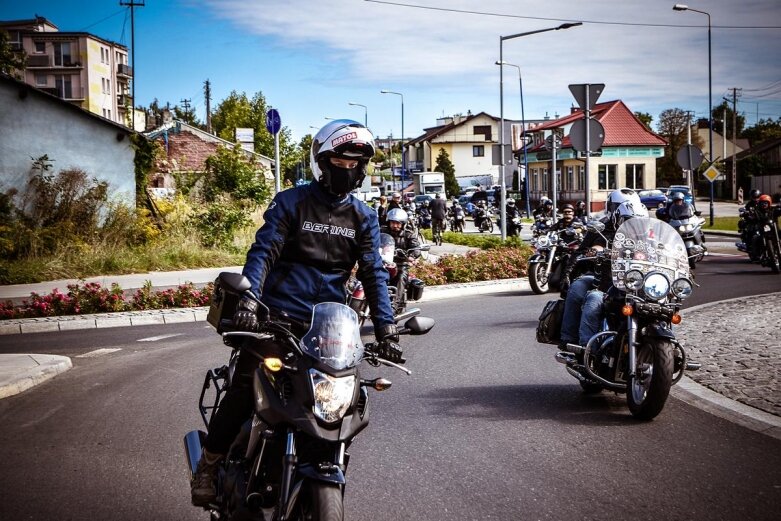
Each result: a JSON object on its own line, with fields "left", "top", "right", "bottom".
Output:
{"left": 318, "top": 158, "right": 364, "bottom": 196}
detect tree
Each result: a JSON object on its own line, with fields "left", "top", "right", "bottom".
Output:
{"left": 173, "top": 105, "right": 202, "bottom": 128}
{"left": 435, "top": 148, "right": 459, "bottom": 198}
{"left": 634, "top": 112, "right": 653, "bottom": 130}
{"left": 211, "top": 90, "right": 298, "bottom": 185}
{"left": 0, "top": 30, "right": 26, "bottom": 79}
{"left": 741, "top": 117, "right": 781, "bottom": 147}
{"left": 711, "top": 101, "right": 745, "bottom": 140}
{"left": 656, "top": 108, "right": 705, "bottom": 185}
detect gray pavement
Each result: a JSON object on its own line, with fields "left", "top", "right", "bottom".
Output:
{"left": 1, "top": 237, "right": 779, "bottom": 440}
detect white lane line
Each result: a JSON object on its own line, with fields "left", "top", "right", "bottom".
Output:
{"left": 137, "top": 333, "right": 184, "bottom": 342}
{"left": 706, "top": 252, "right": 743, "bottom": 257}
{"left": 76, "top": 348, "right": 122, "bottom": 358}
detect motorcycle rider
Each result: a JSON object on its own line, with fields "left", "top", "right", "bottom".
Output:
{"left": 552, "top": 203, "right": 584, "bottom": 242}
{"left": 191, "top": 119, "right": 402, "bottom": 507}
{"left": 417, "top": 199, "right": 432, "bottom": 229}
{"left": 474, "top": 200, "right": 489, "bottom": 230}
{"left": 449, "top": 200, "right": 466, "bottom": 231}
{"left": 533, "top": 197, "right": 554, "bottom": 220}
{"left": 575, "top": 200, "right": 588, "bottom": 223}
{"left": 506, "top": 198, "right": 522, "bottom": 234}
{"left": 739, "top": 189, "right": 764, "bottom": 256}
{"left": 382, "top": 208, "right": 421, "bottom": 261}
{"left": 559, "top": 188, "right": 649, "bottom": 350}
{"left": 657, "top": 192, "right": 694, "bottom": 222}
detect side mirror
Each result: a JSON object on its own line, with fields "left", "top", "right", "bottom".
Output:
{"left": 219, "top": 272, "right": 251, "bottom": 293}
{"left": 420, "top": 244, "right": 431, "bottom": 252}
{"left": 694, "top": 210, "right": 702, "bottom": 217}
{"left": 586, "top": 220, "right": 605, "bottom": 233}
{"left": 399, "top": 316, "right": 435, "bottom": 335}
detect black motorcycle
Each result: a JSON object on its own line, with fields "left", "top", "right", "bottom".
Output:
{"left": 544, "top": 218, "right": 701, "bottom": 420}
{"left": 527, "top": 225, "right": 584, "bottom": 294}
{"left": 656, "top": 205, "right": 707, "bottom": 269}
{"left": 346, "top": 234, "right": 428, "bottom": 324}
{"left": 738, "top": 200, "right": 781, "bottom": 273}
{"left": 474, "top": 205, "right": 494, "bottom": 233}
{"left": 449, "top": 205, "right": 466, "bottom": 233}
{"left": 187, "top": 272, "right": 435, "bottom": 521}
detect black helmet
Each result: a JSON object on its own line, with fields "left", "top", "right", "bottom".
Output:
{"left": 750, "top": 189, "right": 761, "bottom": 199}
{"left": 576, "top": 201, "right": 586, "bottom": 209}
{"left": 561, "top": 203, "right": 575, "bottom": 212}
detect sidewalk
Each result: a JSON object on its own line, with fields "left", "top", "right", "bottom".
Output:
{"left": 1, "top": 244, "right": 779, "bottom": 439}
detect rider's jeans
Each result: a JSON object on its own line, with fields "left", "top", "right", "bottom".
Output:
{"left": 561, "top": 275, "right": 605, "bottom": 346}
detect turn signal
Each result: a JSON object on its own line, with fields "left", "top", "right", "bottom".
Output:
{"left": 621, "top": 304, "right": 634, "bottom": 316}
{"left": 671, "top": 313, "right": 682, "bottom": 325}
{"left": 263, "top": 358, "right": 284, "bottom": 372}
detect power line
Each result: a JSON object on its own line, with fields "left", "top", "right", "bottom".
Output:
{"left": 364, "top": 0, "right": 781, "bottom": 29}
{"left": 77, "top": 9, "right": 125, "bottom": 32}
{"left": 742, "top": 79, "right": 781, "bottom": 92}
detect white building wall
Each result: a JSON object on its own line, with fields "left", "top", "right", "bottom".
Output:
{"left": 0, "top": 80, "right": 136, "bottom": 203}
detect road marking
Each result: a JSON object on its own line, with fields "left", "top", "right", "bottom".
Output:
{"left": 76, "top": 348, "right": 122, "bottom": 358}
{"left": 137, "top": 333, "right": 184, "bottom": 342}
{"left": 706, "top": 252, "right": 742, "bottom": 257}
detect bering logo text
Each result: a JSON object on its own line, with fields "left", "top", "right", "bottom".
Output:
{"left": 302, "top": 221, "right": 356, "bottom": 238}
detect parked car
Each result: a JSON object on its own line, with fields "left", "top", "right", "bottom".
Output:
{"left": 638, "top": 189, "right": 668, "bottom": 210}
{"left": 667, "top": 185, "right": 695, "bottom": 206}
{"left": 655, "top": 187, "right": 670, "bottom": 197}
{"left": 414, "top": 194, "right": 434, "bottom": 206}
{"left": 470, "top": 190, "right": 495, "bottom": 207}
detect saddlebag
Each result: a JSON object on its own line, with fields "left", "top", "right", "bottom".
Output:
{"left": 536, "top": 298, "right": 565, "bottom": 345}
{"left": 407, "top": 278, "right": 425, "bottom": 301}
{"left": 206, "top": 276, "right": 242, "bottom": 333}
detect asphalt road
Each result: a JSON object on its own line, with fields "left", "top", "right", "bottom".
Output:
{"left": 0, "top": 252, "right": 779, "bottom": 520}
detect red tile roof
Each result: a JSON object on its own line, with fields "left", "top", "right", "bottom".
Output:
{"left": 529, "top": 100, "right": 666, "bottom": 152}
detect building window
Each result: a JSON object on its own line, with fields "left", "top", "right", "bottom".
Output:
{"left": 8, "top": 31, "right": 22, "bottom": 50}
{"left": 34, "top": 73, "right": 47, "bottom": 86}
{"left": 54, "top": 75, "right": 72, "bottom": 98}
{"left": 625, "top": 164, "right": 644, "bottom": 189}
{"left": 53, "top": 42, "right": 72, "bottom": 66}
{"left": 567, "top": 166, "right": 574, "bottom": 190}
{"left": 598, "top": 164, "right": 617, "bottom": 190}
{"left": 578, "top": 166, "right": 585, "bottom": 189}
{"left": 556, "top": 168, "right": 562, "bottom": 191}
{"left": 532, "top": 168, "right": 539, "bottom": 191}
{"left": 34, "top": 41, "right": 45, "bottom": 53}
{"left": 102, "top": 78, "right": 111, "bottom": 94}
{"left": 542, "top": 167, "right": 549, "bottom": 191}
{"left": 473, "top": 125, "right": 492, "bottom": 141}
{"left": 473, "top": 145, "right": 484, "bottom": 157}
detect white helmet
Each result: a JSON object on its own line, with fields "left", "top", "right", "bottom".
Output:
{"left": 311, "top": 119, "right": 375, "bottom": 196}
{"left": 387, "top": 208, "right": 409, "bottom": 224}
{"left": 606, "top": 188, "right": 648, "bottom": 225}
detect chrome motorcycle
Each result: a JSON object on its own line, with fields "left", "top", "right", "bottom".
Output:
{"left": 527, "top": 225, "right": 584, "bottom": 294}
{"left": 553, "top": 218, "right": 701, "bottom": 420}
{"left": 186, "top": 273, "right": 434, "bottom": 521}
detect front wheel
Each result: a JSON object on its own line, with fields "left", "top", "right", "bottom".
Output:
{"left": 294, "top": 482, "right": 344, "bottom": 521}
{"left": 767, "top": 237, "right": 781, "bottom": 273}
{"left": 528, "top": 262, "right": 550, "bottom": 294}
{"left": 627, "top": 338, "right": 674, "bottom": 420}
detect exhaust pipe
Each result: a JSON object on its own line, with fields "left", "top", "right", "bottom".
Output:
{"left": 394, "top": 307, "right": 421, "bottom": 323}
{"left": 184, "top": 430, "right": 207, "bottom": 479}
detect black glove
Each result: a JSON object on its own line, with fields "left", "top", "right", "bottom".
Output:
{"left": 376, "top": 340, "right": 405, "bottom": 364}
{"left": 232, "top": 297, "right": 261, "bottom": 332}
{"left": 376, "top": 323, "right": 399, "bottom": 343}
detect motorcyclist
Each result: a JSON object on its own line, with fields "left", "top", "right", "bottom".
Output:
{"left": 449, "top": 200, "right": 466, "bottom": 230}
{"left": 559, "top": 188, "right": 649, "bottom": 351}
{"left": 533, "top": 197, "right": 554, "bottom": 220}
{"left": 382, "top": 208, "right": 421, "bottom": 291}
{"left": 474, "top": 200, "right": 489, "bottom": 230}
{"left": 575, "top": 200, "right": 588, "bottom": 224}
{"left": 417, "top": 200, "right": 432, "bottom": 229}
{"left": 739, "top": 189, "right": 764, "bottom": 256}
{"left": 657, "top": 192, "right": 695, "bottom": 222}
{"left": 506, "top": 198, "right": 522, "bottom": 234}
{"left": 191, "top": 119, "right": 401, "bottom": 507}
{"left": 552, "top": 203, "right": 584, "bottom": 242}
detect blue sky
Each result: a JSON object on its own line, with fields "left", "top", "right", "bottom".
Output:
{"left": 3, "top": 0, "right": 781, "bottom": 144}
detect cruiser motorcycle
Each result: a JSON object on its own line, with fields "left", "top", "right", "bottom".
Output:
{"left": 346, "top": 233, "right": 428, "bottom": 324}
{"left": 737, "top": 200, "right": 781, "bottom": 273}
{"left": 657, "top": 206, "right": 708, "bottom": 269}
{"left": 449, "top": 205, "right": 466, "bottom": 233}
{"left": 547, "top": 218, "right": 701, "bottom": 420}
{"left": 186, "top": 272, "right": 435, "bottom": 521}
{"left": 527, "top": 225, "right": 584, "bottom": 294}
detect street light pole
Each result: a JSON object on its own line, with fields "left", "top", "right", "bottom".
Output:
{"left": 348, "top": 102, "right": 368, "bottom": 127}
{"left": 381, "top": 90, "right": 405, "bottom": 189}
{"left": 499, "top": 22, "right": 582, "bottom": 240}
{"left": 496, "top": 60, "right": 531, "bottom": 218}
{"left": 673, "top": 4, "right": 714, "bottom": 226}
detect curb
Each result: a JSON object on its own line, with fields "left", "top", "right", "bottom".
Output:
{"left": 0, "top": 354, "right": 72, "bottom": 399}
{"left": 0, "top": 278, "right": 530, "bottom": 335}
{"left": 704, "top": 230, "right": 740, "bottom": 238}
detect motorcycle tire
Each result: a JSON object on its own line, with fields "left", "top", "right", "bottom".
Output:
{"left": 487, "top": 220, "right": 494, "bottom": 234}
{"left": 294, "top": 482, "right": 344, "bottom": 521}
{"left": 528, "top": 263, "right": 550, "bottom": 294}
{"left": 767, "top": 238, "right": 781, "bottom": 274}
{"left": 626, "top": 338, "right": 674, "bottom": 420}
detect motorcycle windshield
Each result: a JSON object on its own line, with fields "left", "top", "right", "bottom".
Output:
{"left": 610, "top": 217, "right": 690, "bottom": 290}
{"left": 300, "top": 303, "right": 365, "bottom": 370}
{"left": 379, "top": 233, "right": 395, "bottom": 265}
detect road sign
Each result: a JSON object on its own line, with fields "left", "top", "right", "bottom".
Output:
{"left": 568, "top": 83, "right": 605, "bottom": 110}
{"left": 569, "top": 118, "right": 605, "bottom": 153}
{"left": 544, "top": 134, "right": 561, "bottom": 151}
{"left": 702, "top": 164, "right": 722, "bottom": 182}
{"left": 266, "top": 108, "right": 281, "bottom": 135}
{"left": 676, "top": 144, "right": 704, "bottom": 171}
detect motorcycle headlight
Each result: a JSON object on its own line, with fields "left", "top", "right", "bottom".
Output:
{"left": 624, "top": 270, "right": 644, "bottom": 291}
{"left": 678, "top": 225, "right": 686, "bottom": 232}
{"left": 537, "top": 236, "right": 549, "bottom": 247}
{"left": 671, "top": 278, "right": 693, "bottom": 300}
{"left": 309, "top": 370, "right": 355, "bottom": 424}
{"left": 643, "top": 272, "right": 670, "bottom": 301}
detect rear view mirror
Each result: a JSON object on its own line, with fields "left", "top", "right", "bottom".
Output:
{"left": 586, "top": 220, "right": 605, "bottom": 233}
{"left": 399, "top": 316, "right": 435, "bottom": 335}
{"left": 694, "top": 210, "right": 702, "bottom": 217}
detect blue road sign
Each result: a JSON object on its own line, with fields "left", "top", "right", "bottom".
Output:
{"left": 266, "top": 108, "right": 281, "bottom": 135}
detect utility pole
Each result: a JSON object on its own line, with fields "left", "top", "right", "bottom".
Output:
{"left": 180, "top": 98, "right": 191, "bottom": 121}
{"left": 204, "top": 79, "right": 212, "bottom": 134}
{"left": 119, "top": 1, "right": 145, "bottom": 131}
{"left": 728, "top": 87, "right": 741, "bottom": 200}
